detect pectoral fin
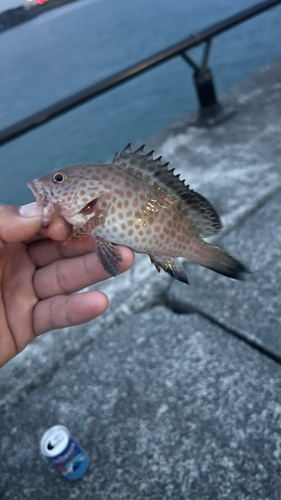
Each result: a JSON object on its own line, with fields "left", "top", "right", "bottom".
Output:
{"left": 95, "top": 236, "right": 121, "bottom": 276}
{"left": 68, "top": 192, "right": 111, "bottom": 242}
{"left": 68, "top": 213, "right": 104, "bottom": 241}
{"left": 149, "top": 255, "right": 189, "bottom": 285}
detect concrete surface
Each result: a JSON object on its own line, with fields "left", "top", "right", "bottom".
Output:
{"left": 167, "top": 190, "right": 281, "bottom": 358}
{"left": 0, "top": 58, "right": 281, "bottom": 499}
{"left": 1, "top": 309, "right": 281, "bottom": 500}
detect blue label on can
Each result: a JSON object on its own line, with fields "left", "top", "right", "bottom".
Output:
{"left": 47, "top": 436, "right": 89, "bottom": 480}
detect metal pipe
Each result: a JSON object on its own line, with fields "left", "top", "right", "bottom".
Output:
{"left": 201, "top": 39, "right": 212, "bottom": 69}
{"left": 180, "top": 52, "right": 200, "bottom": 71}
{"left": 0, "top": 0, "right": 280, "bottom": 146}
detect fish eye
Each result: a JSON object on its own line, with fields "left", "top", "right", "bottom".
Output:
{"left": 53, "top": 172, "right": 67, "bottom": 184}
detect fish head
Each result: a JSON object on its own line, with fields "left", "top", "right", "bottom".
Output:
{"left": 28, "top": 164, "right": 108, "bottom": 228}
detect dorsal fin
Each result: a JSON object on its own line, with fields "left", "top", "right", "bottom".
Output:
{"left": 113, "top": 144, "right": 222, "bottom": 237}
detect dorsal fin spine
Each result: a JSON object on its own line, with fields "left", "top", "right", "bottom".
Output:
{"left": 155, "top": 156, "right": 162, "bottom": 163}
{"left": 135, "top": 145, "right": 145, "bottom": 154}
{"left": 120, "top": 143, "right": 132, "bottom": 155}
{"left": 146, "top": 150, "right": 154, "bottom": 158}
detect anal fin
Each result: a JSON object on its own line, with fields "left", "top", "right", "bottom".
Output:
{"left": 95, "top": 236, "right": 121, "bottom": 277}
{"left": 149, "top": 255, "right": 189, "bottom": 285}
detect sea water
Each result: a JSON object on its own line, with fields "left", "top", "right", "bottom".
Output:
{"left": 0, "top": 0, "right": 280, "bottom": 205}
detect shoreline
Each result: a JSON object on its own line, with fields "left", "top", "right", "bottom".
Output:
{"left": 0, "top": 0, "right": 81, "bottom": 33}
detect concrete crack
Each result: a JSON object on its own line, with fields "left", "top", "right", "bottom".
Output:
{"left": 160, "top": 295, "right": 281, "bottom": 365}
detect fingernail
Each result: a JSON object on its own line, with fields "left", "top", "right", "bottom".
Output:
{"left": 19, "top": 202, "right": 44, "bottom": 218}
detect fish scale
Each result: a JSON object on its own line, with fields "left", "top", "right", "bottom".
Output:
{"left": 28, "top": 144, "right": 248, "bottom": 283}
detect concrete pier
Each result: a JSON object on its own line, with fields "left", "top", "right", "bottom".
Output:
{"left": 1, "top": 58, "right": 281, "bottom": 499}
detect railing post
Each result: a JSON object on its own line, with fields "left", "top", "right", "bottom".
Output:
{"left": 193, "top": 66, "right": 222, "bottom": 119}
{"left": 181, "top": 39, "right": 236, "bottom": 126}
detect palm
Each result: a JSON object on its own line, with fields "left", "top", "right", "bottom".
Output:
{"left": 0, "top": 222, "right": 134, "bottom": 367}
{"left": 0, "top": 242, "right": 37, "bottom": 362}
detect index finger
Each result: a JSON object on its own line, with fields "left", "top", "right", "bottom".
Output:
{"left": 26, "top": 216, "right": 73, "bottom": 244}
{"left": 39, "top": 216, "right": 73, "bottom": 241}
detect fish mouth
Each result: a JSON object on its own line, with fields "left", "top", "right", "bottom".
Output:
{"left": 28, "top": 180, "right": 50, "bottom": 208}
{"left": 28, "top": 180, "right": 59, "bottom": 227}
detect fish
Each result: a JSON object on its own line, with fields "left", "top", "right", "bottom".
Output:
{"left": 28, "top": 144, "right": 248, "bottom": 284}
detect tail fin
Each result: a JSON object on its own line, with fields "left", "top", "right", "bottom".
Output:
{"left": 191, "top": 242, "right": 249, "bottom": 280}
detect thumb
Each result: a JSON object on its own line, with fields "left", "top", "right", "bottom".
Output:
{"left": 0, "top": 203, "right": 43, "bottom": 247}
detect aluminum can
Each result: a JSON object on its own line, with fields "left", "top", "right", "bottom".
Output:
{"left": 40, "top": 425, "right": 89, "bottom": 480}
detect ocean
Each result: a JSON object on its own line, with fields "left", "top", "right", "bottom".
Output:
{"left": 0, "top": 0, "right": 280, "bottom": 205}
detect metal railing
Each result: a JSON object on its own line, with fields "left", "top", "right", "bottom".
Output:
{"left": 0, "top": 0, "right": 280, "bottom": 147}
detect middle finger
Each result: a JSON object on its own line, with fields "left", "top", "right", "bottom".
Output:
{"left": 33, "top": 246, "right": 134, "bottom": 299}
{"left": 29, "top": 236, "right": 96, "bottom": 268}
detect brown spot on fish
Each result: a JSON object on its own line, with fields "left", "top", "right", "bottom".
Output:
{"left": 118, "top": 212, "right": 124, "bottom": 220}
{"left": 127, "top": 191, "right": 133, "bottom": 198}
{"left": 128, "top": 229, "right": 134, "bottom": 236}
{"left": 124, "top": 200, "right": 129, "bottom": 209}
{"left": 128, "top": 220, "right": 133, "bottom": 226}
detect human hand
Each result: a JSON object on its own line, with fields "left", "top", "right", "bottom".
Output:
{"left": 0, "top": 203, "right": 134, "bottom": 367}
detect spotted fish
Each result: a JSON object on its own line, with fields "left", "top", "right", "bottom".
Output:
{"left": 28, "top": 144, "right": 248, "bottom": 283}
